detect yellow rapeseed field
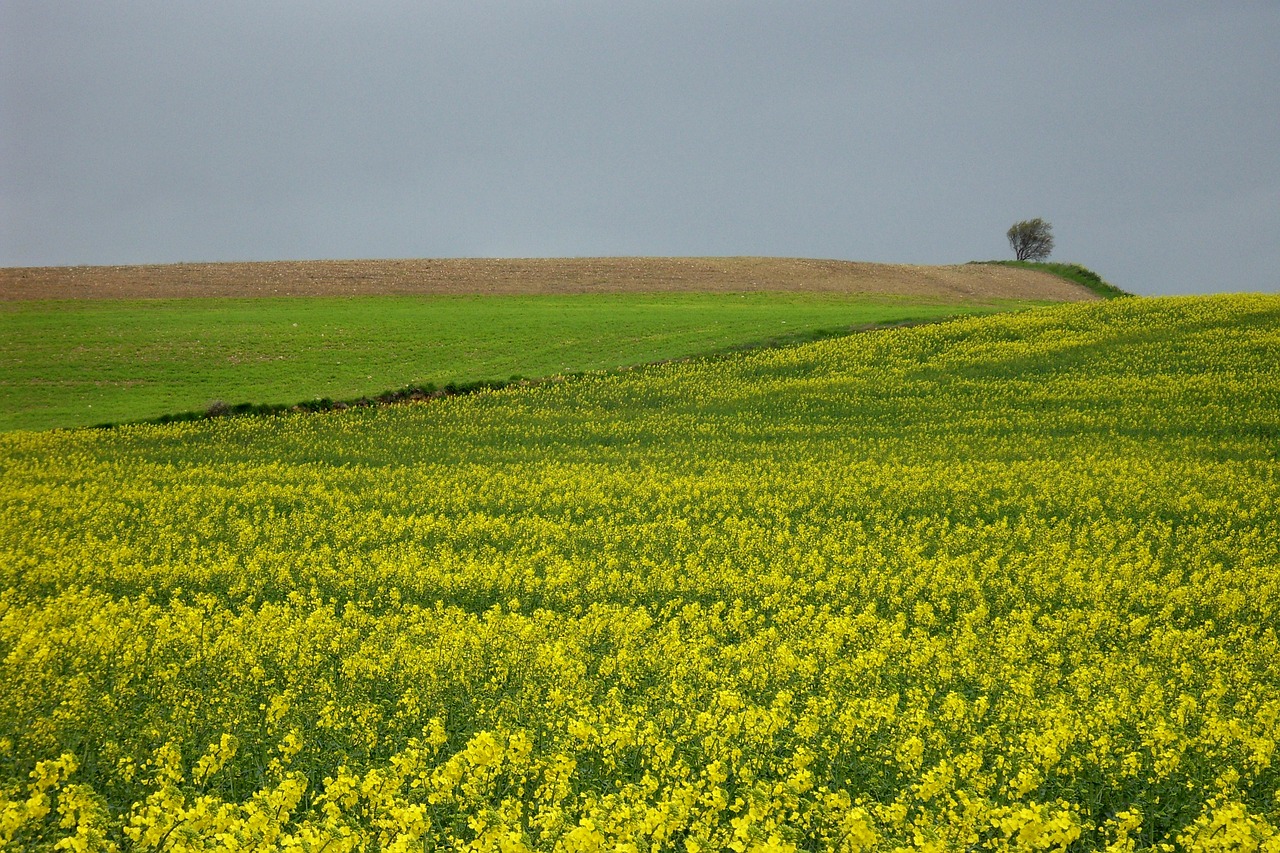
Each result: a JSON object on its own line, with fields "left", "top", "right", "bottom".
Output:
{"left": 1, "top": 295, "right": 1278, "bottom": 851}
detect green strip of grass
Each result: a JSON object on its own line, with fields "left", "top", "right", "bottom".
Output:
{"left": 973, "top": 261, "right": 1132, "bottom": 299}
{"left": 0, "top": 292, "right": 1046, "bottom": 432}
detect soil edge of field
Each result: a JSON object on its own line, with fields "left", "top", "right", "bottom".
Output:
{"left": 2, "top": 256, "right": 1103, "bottom": 302}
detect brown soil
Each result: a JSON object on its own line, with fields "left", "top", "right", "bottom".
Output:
{"left": 0, "top": 257, "right": 1098, "bottom": 302}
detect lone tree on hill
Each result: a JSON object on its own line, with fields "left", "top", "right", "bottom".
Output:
{"left": 1007, "top": 218, "right": 1054, "bottom": 261}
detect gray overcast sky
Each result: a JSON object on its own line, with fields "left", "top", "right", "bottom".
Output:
{"left": 2, "top": 2, "right": 1278, "bottom": 295}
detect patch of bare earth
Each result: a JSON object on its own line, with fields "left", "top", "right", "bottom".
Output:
{"left": 0, "top": 257, "right": 1098, "bottom": 302}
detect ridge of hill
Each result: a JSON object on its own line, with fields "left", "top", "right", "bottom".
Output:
{"left": 1, "top": 256, "right": 1100, "bottom": 302}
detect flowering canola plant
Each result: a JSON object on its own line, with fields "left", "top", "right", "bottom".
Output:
{"left": 1, "top": 294, "right": 1279, "bottom": 851}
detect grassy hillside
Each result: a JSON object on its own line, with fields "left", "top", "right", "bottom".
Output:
{"left": 2, "top": 294, "right": 1278, "bottom": 849}
{"left": 975, "top": 260, "right": 1131, "bottom": 299}
{"left": 1, "top": 292, "right": 1047, "bottom": 432}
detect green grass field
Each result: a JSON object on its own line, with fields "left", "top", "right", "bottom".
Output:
{"left": 0, "top": 292, "right": 1045, "bottom": 432}
{"left": 3, "top": 294, "right": 1279, "bottom": 850}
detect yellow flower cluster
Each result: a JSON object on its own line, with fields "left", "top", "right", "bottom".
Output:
{"left": 1, "top": 295, "right": 1279, "bottom": 850}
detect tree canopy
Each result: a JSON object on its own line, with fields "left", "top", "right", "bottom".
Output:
{"left": 1008, "top": 218, "right": 1054, "bottom": 261}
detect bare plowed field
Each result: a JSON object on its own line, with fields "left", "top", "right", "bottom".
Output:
{"left": 0, "top": 257, "right": 1097, "bottom": 301}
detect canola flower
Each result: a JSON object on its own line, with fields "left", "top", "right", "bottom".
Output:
{"left": 1, "top": 294, "right": 1279, "bottom": 851}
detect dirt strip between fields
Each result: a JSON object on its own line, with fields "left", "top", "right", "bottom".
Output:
{"left": 0, "top": 257, "right": 1098, "bottom": 302}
